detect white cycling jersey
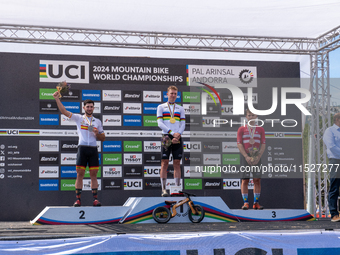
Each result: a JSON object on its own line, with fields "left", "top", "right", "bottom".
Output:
{"left": 157, "top": 102, "right": 185, "bottom": 135}
{"left": 68, "top": 113, "right": 104, "bottom": 147}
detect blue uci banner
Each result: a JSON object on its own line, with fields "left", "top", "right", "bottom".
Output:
{"left": 163, "top": 91, "right": 181, "bottom": 102}
{"left": 103, "top": 141, "right": 122, "bottom": 152}
{"left": 123, "top": 115, "right": 142, "bottom": 126}
{"left": 39, "top": 114, "right": 59, "bottom": 125}
{"left": 60, "top": 166, "right": 77, "bottom": 178}
{"left": 63, "top": 102, "right": 80, "bottom": 113}
{"left": 143, "top": 103, "right": 159, "bottom": 114}
{"left": 82, "top": 90, "right": 101, "bottom": 101}
{"left": 39, "top": 179, "right": 59, "bottom": 191}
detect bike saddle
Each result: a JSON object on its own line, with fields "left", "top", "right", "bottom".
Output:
{"left": 164, "top": 200, "right": 177, "bottom": 205}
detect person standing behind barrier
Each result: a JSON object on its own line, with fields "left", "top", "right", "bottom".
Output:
{"left": 157, "top": 86, "right": 185, "bottom": 197}
{"left": 53, "top": 91, "right": 105, "bottom": 206}
{"left": 237, "top": 109, "right": 266, "bottom": 210}
{"left": 323, "top": 113, "right": 340, "bottom": 222}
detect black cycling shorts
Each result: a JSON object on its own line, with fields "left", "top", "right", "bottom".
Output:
{"left": 161, "top": 135, "right": 183, "bottom": 160}
{"left": 76, "top": 145, "right": 99, "bottom": 170}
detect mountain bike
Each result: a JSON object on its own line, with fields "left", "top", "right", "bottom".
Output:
{"left": 152, "top": 191, "right": 205, "bottom": 223}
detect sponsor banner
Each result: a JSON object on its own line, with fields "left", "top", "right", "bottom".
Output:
{"left": 222, "top": 154, "right": 240, "bottom": 165}
{"left": 103, "top": 141, "right": 122, "bottom": 152}
{"left": 39, "top": 60, "right": 89, "bottom": 83}
{"left": 223, "top": 178, "right": 254, "bottom": 190}
{"left": 185, "top": 116, "right": 201, "bottom": 127}
{"left": 202, "top": 166, "right": 222, "bottom": 178}
{"left": 91, "top": 64, "right": 185, "bottom": 85}
{"left": 39, "top": 114, "right": 59, "bottom": 125}
{"left": 143, "top": 166, "right": 161, "bottom": 177}
{"left": 221, "top": 105, "right": 234, "bottom": 115}
{"left": 60, "top": 114, "right": 76, "bottom": 126}
{"left": 102, "top": 102, "right": 122, "bottom": 113}
{"left": 123, "top": 91, "right": 142, "bottom": 101}
{"left": 206, "top": 103, "right": 220, "bottom": 115}
{"left": 183, "top": 141, "right": 201, "bottom": 152}
{"left": 202, "top": 142, "right": 221, "bottom": 153}
{"left": 39, "top": 153, "right": 59, "bottom": 165}
{"left": 62, "top": 89, "right": 80, "bottom": 100}
{"left": 144, "top": 154, "right": 161, "bottom": 165}
{"left": 163, "top": 91, "right": 181, "bottom": 102}
{"left": 124, "top": 166, "right": 143, "bottom": 177}
{"left": 39, "top": 166, "right": 59, "bottom": 178}
{"left": 143, "top": 141, "right": 161, "bottom": 152}
{"left": 166, "top": 178, "right": 183, "bottom": 189}
{"left": 143, "top": 103, "right": 158, "bottom": 114}
{"left": 202, "top": 117, "right": 220, "bottom": 128}
{"left": 124, "top": 153, "right": 143, "bottom": 165}
{"left": 102, "top": 90, "right": 121, "bottom": 101}
{"left": 39, "top": 140, "right": 59, "bottom": 152}
{"left": 39, "top": 88, "right": 56, "bottom": 100}
{"left": 203, "top": 154, "right": 221, "bottom": 165}
{"left": 81, "top": 102, "right": 101, "bottom": 114}
{"left": 184, "top": 178, "right": 202, "bottom": 190}
{"left": 123, "top": 103, "right": 142, "bottom": 114}
{"left": 183, "top": 104, "right": 201, "bottom": 115}
{"left": 143, "top": 91, "right": 161, "bottom": 102}
{"left": 124, "top": 179, "right": 143, "bottom": 190}
{"left": 222, "top": 142, "right": 239, "bottom": 153}
{"left": 103, "top": 166, "right": 122, "bottom": 178}
{"left": 103, "top": 179, "right": 123, "bottom": 190}
{"left": 102, "top": 115, "right": 122, "bottom": 126}
{"left": 40, "top": 101, "right": 58, "bottom": 112}
{"left": 144, "top": 178, "right": 162, "bottom": 189}
{"left": 184, "top": 154, "right": 202, "bottom": 165}
{"left": 184, "top": 166, "right": 202, "bottom": 178}
{"left": 82, "top": 90, "right": 101, "bottom": 101}
{"left": 83, "top": 179, "right": 101, "bottom": 191}
{"left": 60, "top": 141, "right": 78, "bottom": 152}
{"left": 123, "top": 115, "right": 142, "bottom": 126}
{"left": 60, "top": 166, "right": 77, "bottom": 178}
{"left": 124, "top": 141, "right": 142, "bottom": 152}
{"left": 63, "top": 102, "right": 80, "bottom": 113}
{"left": 60, "top": 153, "right": 77, "bottom": 165}
{"left": 103, "top": 154, "right": 122, "bottom": 165}
{"left": 39, "top": 179, "right": 59, "bottom": 191}
{"left": 187, "top": 65, "right": 257, "bottom": 87}
{"left": 143, "top": 116, "right": 158, "bottom": 127}
{"left": 204, "top": 178, "right": 222, "bottom": 189}
{"left": 60, "top": 179, "right": 75, "bottom": 191}
{"left": 182, "top": 92, "right": 200, "bottom": 103}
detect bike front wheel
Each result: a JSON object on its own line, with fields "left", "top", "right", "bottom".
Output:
{"left": 152, "top": 206, "right": 171, "bottom": 223}
{"left": 188, "top": 204, "right": 205, "bottom": 223}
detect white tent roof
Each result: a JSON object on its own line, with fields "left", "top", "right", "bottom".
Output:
{"left": 1, "top": 0, "right": 340, "bottom": 38}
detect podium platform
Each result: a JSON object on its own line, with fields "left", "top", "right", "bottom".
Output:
{"left": 31, "top": 196, "right": 315, "bottom": 225}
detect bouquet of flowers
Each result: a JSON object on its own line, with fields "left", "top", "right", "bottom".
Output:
{"left": 56, "top": 81, "right": 71, "bottom": 98}
{"left": 161, "top": 135, "right": 172, "bottom": 151}
{"left": 248, "top": 147, "right": 259, "bottom": 163}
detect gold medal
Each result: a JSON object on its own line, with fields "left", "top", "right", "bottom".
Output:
{"left": 170, "top": 118, "right": 176, "bottom": 124}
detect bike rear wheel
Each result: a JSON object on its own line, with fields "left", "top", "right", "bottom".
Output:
{"left": 152, "top": 206, "right": 171, "bottom": 223}
{"left": 188, "top": 205, "right": 205, "bottom": 223}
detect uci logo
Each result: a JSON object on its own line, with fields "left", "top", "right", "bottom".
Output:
{"left": 39, "top": 60, "right": 89, "bottom": 83}
{"left": 7, "top": 130, "right": 19, "bottom": 135}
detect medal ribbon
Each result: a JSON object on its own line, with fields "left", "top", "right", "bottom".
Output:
{"left": 247, "top": 124, "right": 256, "bottom": 140}
{"left": 167, "top": 102, "right": 175, "bottom": 120}
{"left": 84, "top": 115, "right": 93, "bottom": 128}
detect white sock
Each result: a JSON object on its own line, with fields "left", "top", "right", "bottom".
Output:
{"left": 160, "top": 178, "right": 167, "bottom": 190}
{"left": 175, "top": 178, "right": 181, "bottom": 186}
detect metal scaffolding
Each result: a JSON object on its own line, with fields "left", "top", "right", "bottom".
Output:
{"left": 1, "top": 23, "right": 340, "bottom": 218}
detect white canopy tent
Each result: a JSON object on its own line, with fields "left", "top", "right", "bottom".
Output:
{"left": 1, "top": 0, "right": 340, "bottom": 218}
